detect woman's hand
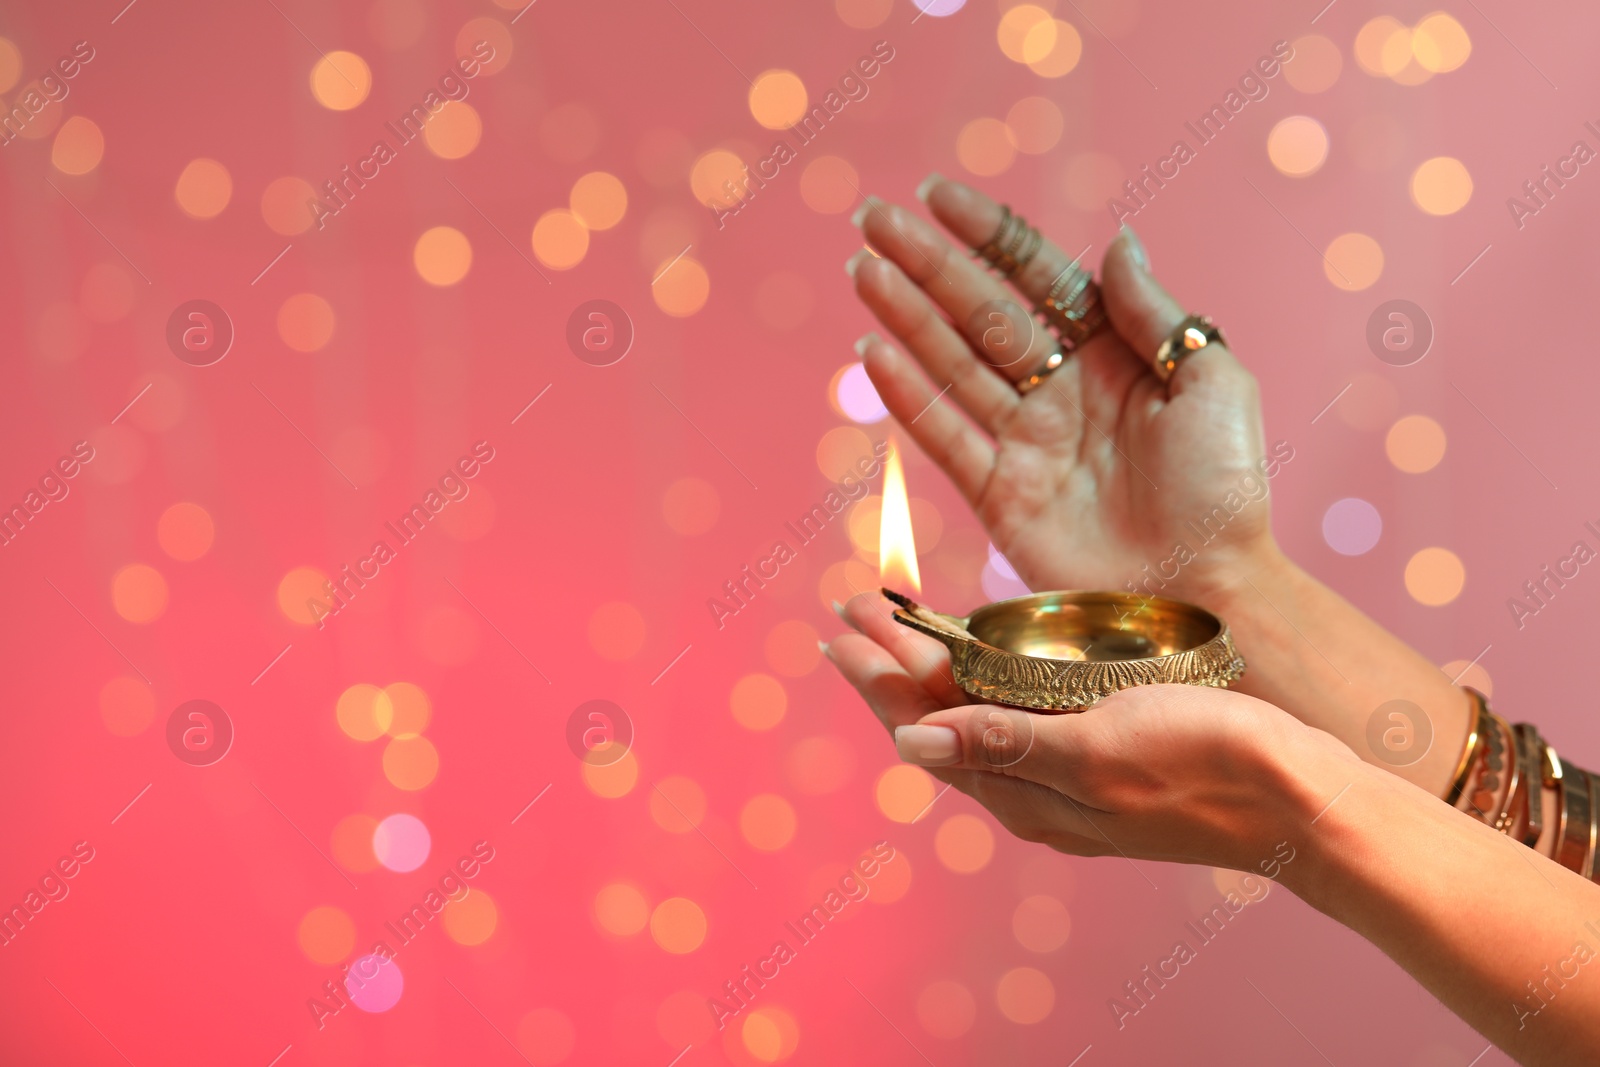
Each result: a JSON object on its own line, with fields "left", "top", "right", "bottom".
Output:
{"left": 848, "top": 176, "right": 1280, "bottom": 603}
{"left": 846, "top": 176, "right": 1476, "bottom": 799}
{"left": 826, "top": 594, "right": 1350, "bottom": 872}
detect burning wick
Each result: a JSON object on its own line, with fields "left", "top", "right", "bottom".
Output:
{"left": 879, "top": 440, "right": 921, "bottom": 595}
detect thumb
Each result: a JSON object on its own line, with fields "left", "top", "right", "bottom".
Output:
{"left": 894, "top": 705, "right": 1080, "bottom": 787}
{"left": 1100, "top": 225, "right": 1244, "bottom": 394}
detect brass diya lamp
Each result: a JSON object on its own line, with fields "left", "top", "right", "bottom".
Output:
{"left": 885, "top": 587, "right": 1245, "bottom": 711}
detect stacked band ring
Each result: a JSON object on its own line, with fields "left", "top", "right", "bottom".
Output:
{"left": 976, "top": 205, "right": 1043, "bottom": 278}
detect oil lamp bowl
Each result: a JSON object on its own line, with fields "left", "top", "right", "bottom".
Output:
{"left": 885, "top": 588, "right": 1245, "bottom": 711}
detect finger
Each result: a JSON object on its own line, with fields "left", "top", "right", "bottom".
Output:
{"left": 835, "top": 592, "right": 967, "bottom": 707}
{"left": 1098, "top": 226, "right": 1247, "bottom": 396}
{"left": 856, "top": 332, "right": 996, "bottom": 505}
{"left": 936, "top": 768, "right": 1115, "bottom": 857}
{"left": 893, "top": 703, "right": 1091, "bottom": 795}
{"left": 850, "top": 250, "right": 1020, "bottom": 434}
{"left": 916, "top": 176, "right": 1150, "bottom": 413}
{"left": 823, "top": 632, "right": 945, "bottom": 734}
{"left": 855, "top": 199, "right": 1060, "bottom": 387}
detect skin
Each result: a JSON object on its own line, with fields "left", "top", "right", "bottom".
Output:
{"left": 846, "top": 177, "right": 1473, "bottom": 797}
{"left": 829, "top": 176, "right": 1600, "bottom": 1064}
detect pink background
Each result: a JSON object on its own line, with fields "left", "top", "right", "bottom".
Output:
{"left": 0, "top": 0, "right": 1593, "bottom": 1064}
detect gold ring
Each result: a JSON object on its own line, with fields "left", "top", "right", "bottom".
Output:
{"left": 1016, "top": 349, "right": 1065, "bottom": 395}
{"left": 1154, "top": 315, "right": 1225, "bottom": 383}
{"left": 1038, "top": 262, "right": 1107, "bottom": 349}
{"left": 976, "top": 205, "right": 1042, "bottom": 278}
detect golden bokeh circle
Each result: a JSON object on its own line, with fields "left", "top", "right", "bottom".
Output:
{"left": 383, "top": 681, "right": 431, "bottom": 737}
{"left": 917, "top": 980, "right": 976, "bottom": 1039}
{"left": 277, "top": 293, "right": 337, "bottom": 352}
{"left": 934, "top": 813, "right": 995, "bottom": 873}
{"left": 1413, "top": 13, "right": 1471, "bottom": 73}
{"left": 875, "top": 764, "right": 935, "bottom": 823}
{"left": 442, "top": 889, "right": 497, "bottom": 945}
{"left": 1012, "top": 894, "right": 1072, "bottom": 952}
{"left": 336, "top": 683, "right": 394, "bottom": 742}
{"left": 662, "top": 477, "right": 720, "bottom": 535}
{"left": 588, "top": 600, "right": 646, "bottom": 660}
{"left": 649, "top": 776, "right": 707, "bottom": 833}
{"left": 690, "top": 148, "right": 746, "bottom": 208}
{"left": 1411, "top": 156, "right": 1473, "bottom": 215}
{"left": 996, "top": 966, "right": 1055, "bottom": 1024}
{"left": 382, "top": 735, "right": 440, "bottom": 790}
{"left": 52, "top": 116, "right": 104, "bottom": 175}
{"left": 531, "top": 209, "right": 590, "bottom": 270}
{"left": 1266, "top": 115, "right": 1328, "bottom": 177}
{"left": 799, "top": 156, "right": 860, "bottom": 214}
{"left": 594, "top": 882, "right": 650, "bottom": 936}
{"left": 1385, "top": 414, "right": 1447, "bottom": 473}
{"left": 310, "top": 51, "right": 372, "bottom": 110}
{"left": 261, "top": 177, "right": 318, "bottom": 235}
{"left": 112, "top": 564, "right": 167, "bottom": 623}
{"left": 653, "top": 255, "right": 710, "bottom": 317}
{"left": 581, "top": 747, "right": 639, "bottom": 798}
{"left": 997, "top": 5, "right": 1055, "bottom": 63}
{"left": 741, "top": 1006, "right": 800, "bottom": 1062}
{"left": 1006, "top": 96, "right": 1064, "bottom": 154}
{"left": 423, "top": 102, "right": 482, "bottom": 159}
{"left": 739, "top": 794, "right": 798, "bottom": 851}
{"left": 650, "top": 897, "right": 707, "bottom": 954}
{"left": 1027, "top": 20, "right": 1083, "bottom": 78}
{"left": 1322, "top": 233, "right": 1384, "bottom": 291}
{"left": 569, "top": 171, "right": 628, "bottom": 230}
{"left": 1284, "top": 34, "right": 1342, "bottom": 93}
{"left": 815, "top": 425, "right": 873, "bottom": 480}
{"left": 731, "top": 673, "right": 787, "bottom": 731}
{"left": 175, "top": 159, "right": 233, "bottom": 219}
{"left": 749, "top": 69, "right": 808, "bottom": 130}
{"left": 765, "top": 619, "right": 822, "bottom": 677}
{"left": 157, "top": 502, "right": 215, "bottom": 561}
{"left": 297, "top": 905, "right": 356, "bottom": 965}
{"left": 835, "top": 0, "right": 893, "bottom": 28}
{"left": 414, "top": 226, "right": 473, "bottom": 286}
{"left": 1405, "top": 547, "right": 1466, "bottom": 606}
{"left": 957, "top": 117, "right": 1016, "bottom": 177}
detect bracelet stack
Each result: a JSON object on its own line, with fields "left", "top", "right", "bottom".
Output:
{"left": 1448, "top": 687, "right": 1600, "bottom": 880}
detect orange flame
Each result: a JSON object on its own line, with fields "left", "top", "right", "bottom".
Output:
{"left": 878, "top": 441, "right": 921, "bottom": 595}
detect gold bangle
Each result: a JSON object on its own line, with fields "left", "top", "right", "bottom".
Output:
{"left": 1493, "top": 715, "right": 1524, "bottom": 835}
{"left": 1587, "top": 771, "right": 1600, "bottom": 881}
{"left": 1513, "top": 723, "right": 1546, "bottom": 848}
{"left": 1555, "top": 758, "right": 1593, "bottom": 874}
{"left": 1446, "top": 688, "right": 1489, "bottom": 808}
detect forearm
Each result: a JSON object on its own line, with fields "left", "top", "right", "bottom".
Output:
{"left": 1284, "top": 752, "right": 1600, "bottom": 1064}
{"left": 1200, "top": 547, "right": 1473, "bottom": 797}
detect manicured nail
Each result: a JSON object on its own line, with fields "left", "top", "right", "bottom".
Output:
{"left": 914, "top": 172, "right": 944, "bottom": 203}
{"left": 853, "top": 331, "right": 880, "bottom": 357}
{"left": 895, "top": 724, "right": 961, "bottom": 767}
{"left": 1119, "top": 223, "right": 1149, "bottom": 272}
{"left": 817, "top": 640, "right": 832, "bottom": 657}
{"left": 845, "top": 248, "right": 870, "bottom": 278}
{"left": 850, "top": 198, "right": 876, "bottom": 227}
{"left": 831, "top": 599, "right": 847, "bottom": 619}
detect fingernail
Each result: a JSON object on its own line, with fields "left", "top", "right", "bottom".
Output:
{"left": 1119, "top": 223, "right": 1149, "bottom": 272}
{"left": 895, "top": 724, "right": 961, "bottom": 767}
{"left": 845, "top": 248, "right": 870, "bottom": 278}
{"left": 831, "top": 599, "right": 847, "bottom": 619}
{"left": 850, "top": 198, "right": 876, "bottom": 227}
{"left": 914, "top": 172, "right": 943, "bottom": 203}
{"left": 817, "top": 639, "right": 833, "bottom": 659}
{"left": 853, "top": 331, "right": 880, "bottom": 357}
